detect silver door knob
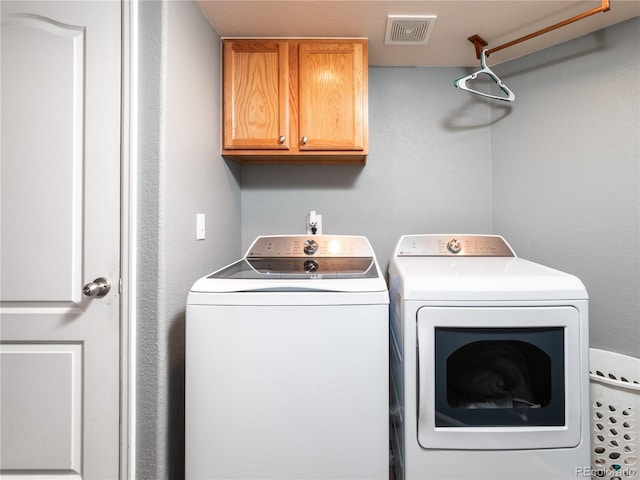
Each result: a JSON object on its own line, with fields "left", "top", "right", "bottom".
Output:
{"left": 301, "top": 136, "right": 308, "bottom": 145}
{"left": 278, "top": 135, "right": 286, "bottom": 144}
{"left": 83, "top": 277, "right": 111, "bottom": 298}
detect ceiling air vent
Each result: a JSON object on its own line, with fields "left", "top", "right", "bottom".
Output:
{"left": 384, "top": 15, "right": 437, "bottom": 45}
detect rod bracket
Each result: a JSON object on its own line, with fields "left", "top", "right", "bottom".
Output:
{"left": 468, "top": 35, "right": 488, "bottom": 60}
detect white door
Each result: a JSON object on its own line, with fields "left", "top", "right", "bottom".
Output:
{"left": 1, "top": 1, "right": 122, "bottom": 479}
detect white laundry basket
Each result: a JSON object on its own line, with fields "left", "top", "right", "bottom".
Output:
{"left": 590, "top": 348, "right": 639, "bottom": 479}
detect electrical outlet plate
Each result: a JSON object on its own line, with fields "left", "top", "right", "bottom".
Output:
{"left": 306, "top": 211, "right": 322, "bottom": 235}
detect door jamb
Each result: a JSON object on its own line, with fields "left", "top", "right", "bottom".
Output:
{"left": 120, "top": 1, "right": 138, "bottom": 478}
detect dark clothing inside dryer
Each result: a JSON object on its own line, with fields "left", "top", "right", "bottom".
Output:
{"left": 447, "top": 342, "right": 541, "bottom": 409}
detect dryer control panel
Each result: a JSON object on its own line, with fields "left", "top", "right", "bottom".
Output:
{"left": 397, "top": 234, "right": 515, "bottom": 257}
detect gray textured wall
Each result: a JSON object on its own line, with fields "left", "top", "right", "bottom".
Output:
{"left": 491, "top": 18, "right": 640, "bottom": 358}
{"left": 137, "top": 2, "right": 241, "bottom": 478}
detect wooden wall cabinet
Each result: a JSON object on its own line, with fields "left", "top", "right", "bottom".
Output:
{"left": 222, "top": 38, "right": 368, "bottom": 164}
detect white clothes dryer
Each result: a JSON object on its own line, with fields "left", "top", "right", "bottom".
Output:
{"left": 186, "top": 235, "right": 389, "bottom": 480}
{"left": 388, "top": 234, "right": 590, "bottom": 480}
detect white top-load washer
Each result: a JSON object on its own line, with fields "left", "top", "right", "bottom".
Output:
{"left": 186, "top": 235, "right": 389, "bottom": 480}
{"left": 388, "top": 234, "right": 590, "bottom": 480}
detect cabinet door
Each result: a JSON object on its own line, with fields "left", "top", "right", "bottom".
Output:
{"left": 223, "top": 40, "right": 289, "bottom": 150}
{"left": 298, "top": 41, "right": 367, "bottom": 151}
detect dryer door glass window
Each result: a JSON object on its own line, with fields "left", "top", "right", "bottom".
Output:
{"left": 434, "top": 327, "right": 565, "bottom": 427}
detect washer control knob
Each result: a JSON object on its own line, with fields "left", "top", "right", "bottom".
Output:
{"left": 447, "top": 238, "right": 463, "bottom": 254}
{"left": 304, "top": 260, "right": 319, "bottom": 273}
{"left": 303, "top": 239, "right": 319, "bottom": 255}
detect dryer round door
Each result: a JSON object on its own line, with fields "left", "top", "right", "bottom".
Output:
{"left": 416, "top": 305, "right": 585, "bottom": 450}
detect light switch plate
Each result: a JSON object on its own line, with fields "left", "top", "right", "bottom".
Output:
{"left": 196, "top": 213, "right": 205, "bottom": 240}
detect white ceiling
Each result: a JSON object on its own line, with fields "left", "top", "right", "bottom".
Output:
{"left": 196, "top": 0, "right": 640, "bottom": 67}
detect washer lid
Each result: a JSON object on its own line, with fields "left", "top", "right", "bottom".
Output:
{"left": 189, "top": 259, "right": 386, "bottom": 294}
{"left": 207, "top": 256, "right": 378, "bottom": 280}
{"left": 189, "top": 235, "right": 388, "bottom": 294}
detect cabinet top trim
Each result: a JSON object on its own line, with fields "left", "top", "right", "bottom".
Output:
{"left": 222, "top": 37, "right": 368, "bottom": 41}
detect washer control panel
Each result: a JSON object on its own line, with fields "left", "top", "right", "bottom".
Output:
{"left": 247, "top": 235, "right": 374, "bottom": 258}
{"left": 397, "top": 234, "right": 515, "bottom": 257}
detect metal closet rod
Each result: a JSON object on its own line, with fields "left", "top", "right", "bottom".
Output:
{"left": 468, "top": 0, "right": 611, "bottom": 59}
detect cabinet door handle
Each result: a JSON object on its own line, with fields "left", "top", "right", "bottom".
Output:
{"left": 301, "top": 136, "right": 308, "bottom": 145}
{"left": 278, "top": 135, "right": 286, "bottom": 144}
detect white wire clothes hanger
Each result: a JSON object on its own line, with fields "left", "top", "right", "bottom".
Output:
{"left": 454, "top": 49, "right": 515, "bottom": 102}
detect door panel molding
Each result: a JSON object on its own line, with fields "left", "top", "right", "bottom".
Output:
{"left": 1, "top": 14, "right": 85, "bottom": 306}
{"left": 0, "top": 343, "right": 83, "bottom": 474}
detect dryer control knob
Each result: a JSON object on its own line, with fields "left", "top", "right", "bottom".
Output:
{"left": 447, "top": 238, "right": 463, "bottom": 254}
{"left": 303, "top": 239, "right": 319, "bottom": 255}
